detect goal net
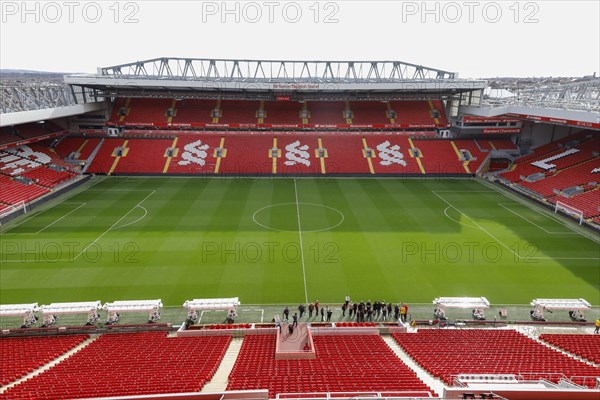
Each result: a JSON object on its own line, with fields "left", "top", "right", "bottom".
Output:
{"left": 554, "top": 201, "right": 584, "bottom": 225}
{"left": 0, "top": 201, "right": 27, "bottom": 222}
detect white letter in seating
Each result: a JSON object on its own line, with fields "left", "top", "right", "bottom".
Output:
{"left": 377, "top": 141, "right": 407, "bottom": 167}
{"left": 0, "top": 145, "right": 51, "bottom": 175}
{"left": 284, "top": 140, "right": 310, "bottom": 167}
{"left": 178, "top": 140, "right": 209, "bottom": 166}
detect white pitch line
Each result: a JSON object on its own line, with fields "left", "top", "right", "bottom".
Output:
{"left": 35, "top": 203, "right": 87, "bottom": 234}
{"left": 1, "top": 259, "right": 73, "bottom": 263}
{"left": 245, "top": 309, "right": 265, "bottom": 323}
{"left": 111, "top": 206, "right": 148, "bottom": 230}
{"left": 0, "top": 176, "right": 106, "bottom": 235}
{"left": 498, "top": 203, "right": 578, "bottom": 235}
{"left": 294, "top": 178, "right": 309, "bottom": 305}
{"left": 72, "top": 191, "right": 155, "bottom": 261}
{"left": 85, "top": 189, "right": 159, "bottom": 192}
{"left": 443, "top": 206, "right": 478, "bottom": 228}
{"left": 432, "top": 190, "right": 495, "bottom": 193}
{"left": 477, "top": 178, "right": 600, "bottom": 244}
{"left": 432, "top": 191, "right": 600, "bottom": 261}
{"left": 432, "top": 191, "right": 525, "bottom": 260}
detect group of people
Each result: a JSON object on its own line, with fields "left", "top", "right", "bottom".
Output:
{"left": 342, "top": 298, "right": 409, "bottom": 323}
{"left": 283, "top": 302, "right": 335, "bottom": 324}
{"left": 280, "top": 296, "right": 410, "bottom": 324}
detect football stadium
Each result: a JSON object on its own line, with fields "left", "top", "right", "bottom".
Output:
{"left": 1, "top": 3, "right": 600, "bottom": 400}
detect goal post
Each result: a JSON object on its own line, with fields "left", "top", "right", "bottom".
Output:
{"left": 0, "top": 200, "right": 27, "bottom": 220}
{"left": 554, "top": 201, "right": 584, "bottom": 225}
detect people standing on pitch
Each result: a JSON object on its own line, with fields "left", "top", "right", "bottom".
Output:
{"left": 326, "top": 306, "right": 333, "bottom": 322}
{"left": 320, "top": 307, "right": 325, "bottom": 322}
{"left": 292, "top": 312, "right": 298, "bottom": 327}
{"left": 400, "top": 303, "right": 408, "bottom": 323}
{"left": 298, "top": 304, "right": 306, "bottom": 318}
{"left": 315, "top": 300, "right": 320, "bottom": 316}
{"left": 283, "top": 307, "right": 289, "bottom": 322}
{"left": 308, "top": 302, "right": 315, "bottom": 318}
{"left": 367, "top": 307, "right": 374, "bottom": 322}
{"left": 387, "top": 302, "right": 393, "bottom": 318}
{"left": 345, "top": 295, "right": 350, "bottom": 307}
{"left": 274, "top": 314, "right": 282, "bottom": 334}
{"left": 358, "top": 301, "right": 365, "bottom": 322}
{"left": 341, "top": 302, "right": 347, "bottom": 317}
{"left": 382, "top": 306, "right": 388, "bottom": 321}
{"left": 595, "top": 318, "right": 600, "bottom": 334}
{"left": 226, "top": 309, "right": 237, "bottom": 324}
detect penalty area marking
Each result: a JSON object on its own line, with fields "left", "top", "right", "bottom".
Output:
{"left": 73, "top": 191, "right": 155, "bottom": 261}
{"left": 497, "top": 203, "right": 579, "bottom": 235}
{"left": 0, "top": 176, "right": 107, "bottom": 235}
{"left": 433, "top": 190, "right": 600, "bottom": 261}
{"left": 35, "top": 203, "right": 87, "bottom": 234}
{"left": 1, "top": 203, "right": 88, "bottom": 236}
{"left": 477, "top": 178, "right": 600, "bottom": 244}
{"left": 111, "top": 206, "right": 148, "bottom": 231}
{"left": 443, "top": 206, "right": 478, "bottom": 229}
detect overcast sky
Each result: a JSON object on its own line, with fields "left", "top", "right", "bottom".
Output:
{"left": 1, "top": 1, "right": 598, "bottom": 78}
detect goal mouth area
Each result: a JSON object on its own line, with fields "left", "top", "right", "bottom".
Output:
{"left": 554, "top": 201, "right": 584, "bottom": 225}
{"left": 0, "top": 201, "right": 28, "bottom": 224}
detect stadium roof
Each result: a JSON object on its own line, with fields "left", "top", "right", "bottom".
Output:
{"left": 459, "top": 77, "right": 600, "bottom": 129}
{"left": 64, "top": 57, "right": 487, "bottom": 97}
{"left": 484, "top": 78, "right": 600, "bottom": 113}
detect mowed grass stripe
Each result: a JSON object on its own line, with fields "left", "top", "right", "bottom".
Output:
{"left": 0, "top": 177, "right": 598, "bottom": 306}
{"left": 436, "top": 190, "right": 599, "bottom": 260}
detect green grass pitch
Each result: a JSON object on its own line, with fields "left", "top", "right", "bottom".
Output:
{"left": 1, "top": 176, "right": 598, "bottom": 307}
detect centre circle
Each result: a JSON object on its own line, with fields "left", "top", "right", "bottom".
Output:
{"left": 252, "top": 203, "right": 344, "bottom": 232}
